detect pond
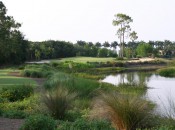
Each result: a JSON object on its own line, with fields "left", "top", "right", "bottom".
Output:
{"left": 102, "top": 72, "right": 175, "bottom": 116}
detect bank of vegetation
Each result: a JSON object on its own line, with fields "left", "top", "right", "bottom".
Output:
{"left": 0, "top": 62, "right": 175, "bottom": 130}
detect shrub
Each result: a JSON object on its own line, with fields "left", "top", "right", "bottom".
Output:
{"left": 44, "top": 72, "right": 101, "bottom": 98}
{"left": 157, "top": 67, "right": 175, "bottom": 77}
{"left": 22, "top": 69, "right": 31, "bottom": 77}
{"left": 91, "top": 91, "right": 153, "bottom": 130}
{"left": 43, "top": 86, "right": 77, "bottom": 120}
{"left": 2, "top": 110, "right": 27, "bottom": 119}
{"left": 0, "top": 96, "right": 8, "bottom": 103}
{"left": 58, "top": 119, "right": 115, "bottom": 130}
{"left": 1, "top": 95, "right": 42, "bottom": 116}
{"left": 21, "top": 64, "right": 54, "bottom": 78}
{"left": 30, "top": 70, "right": 43, "bottom": 78}
{"left": 136, "top": 55, "right": 142, "bottom": 58}
{"left": 116, "top": 57, "right": 124, "bottom": 60}
{"left": 20, "top": 114, "right": 56, "bottom": 130}
{"left": 22, "top": 69, "right": 42, "bottom": 78}
{"left": 0, "top": 84, "right": 34, "bottom": 102}
{"left": 44, "top": 72, "right": 72, "bottom": 90}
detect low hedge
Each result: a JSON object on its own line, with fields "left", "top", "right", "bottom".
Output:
{"left": 0, "top": 84, "right": 34, "bottom": 102}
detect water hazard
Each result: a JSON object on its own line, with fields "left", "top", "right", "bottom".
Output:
{"left": 102, "top": 72, "right": 175, "bottom": 116}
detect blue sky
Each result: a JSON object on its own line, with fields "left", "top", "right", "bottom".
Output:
{"left": 3, "top": 0, "right": 175, "bottom": 43}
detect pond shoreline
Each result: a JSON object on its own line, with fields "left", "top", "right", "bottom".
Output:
{"left": 125, "top": 64, "right": 167, "bottom": 72}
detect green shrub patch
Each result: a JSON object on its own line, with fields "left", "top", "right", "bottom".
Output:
{"left": 20, "top": 114, "right": 56, "bottom": 130}
{"left": 0, "top": 84, "right": 34, "bottom": 102}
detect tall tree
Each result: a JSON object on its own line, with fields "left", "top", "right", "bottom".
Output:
{"left": 76, "top": 40, "right": 86, "bottom": 47}
{"left": 0, "top": 1, "right": 27, "bottom": 64}
{"left": 95, "top": 42, "right": 101, "bottom": 48}
{"left": 103, "top": 41, "right": 110, "bottom": 48}
{"left": 111, "top": 41, "right": 118, "bottom": 50}
{"left": 113, "top": 13, "right": 133, "bottom": 58}
{"left": 136, "top": 42, "right": 153, "bottom": 57}
{"left": 129, "top": 31, "right": 138, "bottom": 58}
{"left": 129, "top": 31, "right": 138, "bottom": 42}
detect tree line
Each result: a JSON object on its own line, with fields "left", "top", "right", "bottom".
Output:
{"left": 27, "top": 40, "right": 175, "bottom": 61}
{"left": 27, "top": 40, "right": 117, "bottom": 61}
{"left": 1, "top": 1, "right": 175, "bottom": 65}
{"left": 0, "top": 1, "right": 28, "bottom": 64}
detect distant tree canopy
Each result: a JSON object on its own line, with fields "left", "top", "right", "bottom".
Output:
{"left": 113, "top": 13, "right": 133, "bottom": 58}
{"left": 136, "top": 42, "right": 153, "bottom": 57}
{"left": 27, "top": 41, "right": 76, "bottom": 60}
{"left": 27, "top": 40, "right": 117, "bottom": 61}
{"left": 0, "top": 1, "right": 28, "bottom": 64}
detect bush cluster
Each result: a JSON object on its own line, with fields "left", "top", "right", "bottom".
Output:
{"left": 0, "top": 84, "right": 34, "bottom": 102}
{"left": 88, "top": 61, "right": 124, "bottom": 68}
{"left": 157, "top": 67, "right": 175, "bottom": 77}
{"left": 2, "top": 110, "right": 27, "bottom": 119}
{"left": 1, "top": 95, "right": 41, "bottom": 119}
{"left": 21, "top": 64, "right": 53, "bottom": 78}
{"left": 58, "top": 119, "right": 115, "bottom": 130}
{"left": 20, "top": 114, "right": 56, "bottom": 130}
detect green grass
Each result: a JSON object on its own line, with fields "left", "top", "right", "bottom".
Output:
{"left": 44, "top": 72, "right": 115, "bottom": 98}
{"left": 0, "top": 69, "right": 36, "bottom": 88}
{"left": 52, "top": 57, "right": 116, "bottom": 63}
{"left": 157, "top": 67, "right": 175, "bottom": 77}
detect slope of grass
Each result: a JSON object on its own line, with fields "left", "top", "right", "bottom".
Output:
{"left": 52, "top": 57, "right": 116, "bottom": 63}
{"left": 0, "top": 69, "right": 36, "bottom": 88}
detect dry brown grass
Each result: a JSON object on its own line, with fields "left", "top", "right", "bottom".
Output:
{"left": 91, "top": 91, "right": 153, "bottom": 130}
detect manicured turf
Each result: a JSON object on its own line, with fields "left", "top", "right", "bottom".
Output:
{"left": 52, "top": 57, "right": 116, "bottom": 63}
{"left": 0, "top": 69, "right": 36, "bottom": 87}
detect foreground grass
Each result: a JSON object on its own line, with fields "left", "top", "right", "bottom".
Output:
{"left": 92, "top": 92, "right": 154, "bottom": 130}
{"left": 1, "top": 62, "right": 175, "bottom": 129}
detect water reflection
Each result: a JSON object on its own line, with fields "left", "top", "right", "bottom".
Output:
{"left": 102, "top": 72, "right": 175, "bottom": 116}
{"left": 103, "top": 72, "right": 151, "bottom": 86}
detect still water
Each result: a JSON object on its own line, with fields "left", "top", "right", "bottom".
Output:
{"left": 102, "top": 72, "right": 175, "bottom": 116}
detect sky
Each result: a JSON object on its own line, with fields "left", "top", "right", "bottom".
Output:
{"left": 3, "top": 0, "right": 175, "bottom": 43}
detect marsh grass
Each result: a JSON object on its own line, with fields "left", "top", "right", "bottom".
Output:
{"left": 161, "top": 96, "right": 175, "bottom": 120}
{"left": 21, "top": 64, "right": 54, "bottom": 78}
{"left": 44, "top": 72, "right": 113, "bottom": 98}
{"left": 157, "top": 67, "right": 175, "bottom": 77}
{"left": 43, "top": 86, "right": 77, "bottom": 120}
{"left": 116, "top": 83, "right": 147, "bottom": 96}
{"left": 91, "top": 91, "right": 153, "bottom": 130}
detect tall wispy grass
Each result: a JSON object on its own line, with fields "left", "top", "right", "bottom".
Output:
{"left": 43, "top": 86, "right": 77, "bottom": 120}
{"left": 44, "top": 72, "right": 113, "bottom": 98}
{"left": 161, "top": 96, "right": 175, "bottom": 120}
{"left": 116, "top": 83, "right": 147, "bottom": 96}
{"left": 91, "top": 91, "right": 153, "bottom": 130}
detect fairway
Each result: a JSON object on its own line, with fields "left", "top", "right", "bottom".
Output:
{"left": 0, "top": 69, "right": 36, "bottom": 87}
{"left": 52, "top": 57, "right": 116, "bottom": 63}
